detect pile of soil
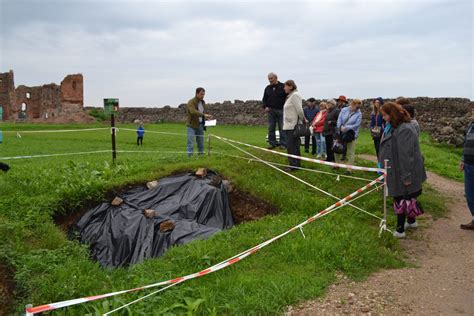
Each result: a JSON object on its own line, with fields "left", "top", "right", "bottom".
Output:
{"left": 0, "top": 263, "right": 15, "bottom": 316}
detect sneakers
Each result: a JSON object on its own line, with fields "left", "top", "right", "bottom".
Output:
{"left": 393, "top": 231, "right": 406, "bottom": 238}
{"left": 460, "top": 221, "right": 474, "bottom": 230}
{"left": 404, "top": 221, "right": 418, "bottom": 229}
{"left": 316, "top": 154, "right": 322, "bottom": 159}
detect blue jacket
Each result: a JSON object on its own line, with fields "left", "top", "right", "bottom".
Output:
{"left": 304, "top": 107, "right": 319, "bottom": 122}
{"left": 137, "top": 126, "right": 145, "bottom": 137}
{"left": 337, "top": 107, "right": 362, "bottom": 138}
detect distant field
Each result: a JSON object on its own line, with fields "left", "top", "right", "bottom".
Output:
{"left": 0, "top": 122, "right": 455, "bottom": 315}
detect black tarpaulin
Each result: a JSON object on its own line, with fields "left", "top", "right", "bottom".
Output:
{"left": 75, "top": 171, "right": 234, "bottom": 268}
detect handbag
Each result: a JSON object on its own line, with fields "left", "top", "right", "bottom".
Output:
{"left": 339, "top": 112, "right": 356, "bottom": 143}
{"left": 294, "top": 122, "right": 311, "bottom": 138}
{"left": 371, "top": 114, "right": 381, "bottom": 138}
{"left": 332, "top": 139, "right": 346, "bottom": 154}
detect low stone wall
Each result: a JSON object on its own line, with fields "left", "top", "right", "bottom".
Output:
{"left": 86, "top": 97, "right": 473, "bottom": 147}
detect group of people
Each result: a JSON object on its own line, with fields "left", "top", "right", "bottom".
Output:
{"left": 184, "top": 74, "right": 473, "bottom": 237}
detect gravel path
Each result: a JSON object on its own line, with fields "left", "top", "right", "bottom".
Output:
{"left": 287, "top": 154, "right": 474, "bottom": 315}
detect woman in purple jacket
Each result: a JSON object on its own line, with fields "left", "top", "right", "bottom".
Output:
{"left": 370, "top": 97, "right": 385, "bottom": 158}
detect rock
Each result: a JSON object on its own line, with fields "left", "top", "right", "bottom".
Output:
{"left": 111, "top": 197, "right": 123, "bottom": 206}
{"left": 147, "top": 180, "right": 159, "bottom": 189}
{"left": 222, "top": 180, "right": 234, "bottom": 192}
{"left": 143, "top": 209, "right": 155, "bottom": 218}
{"left": 159, "top": 220, "right": 175, "bottom": 232}
{"left": 196, "top": 168, "right": 207, "bottom": 178}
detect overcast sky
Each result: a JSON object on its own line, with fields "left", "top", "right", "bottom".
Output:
{"left": 0, "top": 0, "right": 472, "bottom": 107}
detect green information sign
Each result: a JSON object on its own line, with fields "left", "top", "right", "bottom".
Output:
{"left": 104, "top": 98, "right": 119, "bottom": 115}
{"left": 0, "top": 106, "right": 3, "bottom": 121}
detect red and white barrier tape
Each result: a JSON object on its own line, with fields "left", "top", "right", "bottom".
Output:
{"left": 25, "top": 173, "right": 384, "bottom": 315}
{"left": 211, "top": 135, "right": 383, "bottom": 173}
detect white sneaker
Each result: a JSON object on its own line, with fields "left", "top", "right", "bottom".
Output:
{"left": 316, "top": 154, "right": 322, "bottom": 159}
{"left": 404, "top": 222, "right": 418, "bottom": 229}
{"left": 393, "top": 231, "right": 406, "bottom": 238}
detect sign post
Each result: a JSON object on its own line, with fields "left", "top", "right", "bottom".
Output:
{"left": 104, "top": 99, "right": 119, "bottom": 163}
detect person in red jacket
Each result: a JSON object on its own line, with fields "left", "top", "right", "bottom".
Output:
{"left": 311, "top": 101, "right": 328, "bottom": 159}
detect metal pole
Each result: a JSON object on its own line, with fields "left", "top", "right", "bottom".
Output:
{"left": 111, "top": 113, "right": 116, "bottom": 163}
{"left": 383, "top": 159, "right": 389, "bottom": 228}
{"left": 207, "top": 134, "right": 211, "bottom": 156}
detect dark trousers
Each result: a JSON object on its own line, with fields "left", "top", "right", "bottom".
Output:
{"left": 268, "top": 109, "right": 287, "bottom": 147}
{"left": 394, "top": 190, "right": 422, "bottom": 233}
{"left": 465, "top": 162, "right": 474, "bottom": 217}
{"left": 137, "top": 137, "right": 143, "bottom": 146}
{"left": 325, "top": 134, "right": 335, "bottom": 162}
{"left": 373, "top": 137, "right": 381, "bottom": 158}
{"left": 285, "top": 129, "right": 301, "bottom": 168}
{"left": 304, "top": 135, "right": 316, "bottom": 154}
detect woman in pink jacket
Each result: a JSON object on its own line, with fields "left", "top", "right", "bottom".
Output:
{"left": 311, "top": 102, "right": 327, "bottom": 159}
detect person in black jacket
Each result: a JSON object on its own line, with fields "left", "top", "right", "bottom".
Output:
{"left": 262, "top": 72, "right": 287, "bottom": 149}
{"left": 0, "top": 162, "right": 10, "bottom": 172}
{"left": 322, "top": 99, "right": 340, "bottom": 162}
{"left": 460, "top": 107, "right": 474, "bottom": 230}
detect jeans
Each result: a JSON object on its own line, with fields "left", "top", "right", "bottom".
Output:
{"left": 137, "top": 137, "right": 143, "bottom": 146}
{"left": 315, "top": 133, "right": 326, "bottom": 156}
{"left": 268, "top": 109, "right": 286, "bottom": 147}
{"left": 304, "top": 135, "right": 316, "bottom": 154}
{"left": 186, "top": 126, "right": 204, "bottom": 156}
{"left": 285, "top": 129, "right": 301, "bottom": 168}
{"left": 465, "top": 162, "right": 474, "bottom": 217}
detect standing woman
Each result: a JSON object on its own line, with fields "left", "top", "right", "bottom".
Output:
{"left": 323, "top": 99, "right": 340, "bottom": 162}
{"left": 282, "top": 80, "right": 306, "bottom": 171}
{"left": 379, "top": 102, "right": 427, "bottom": 238}
{"left": 370, "top": 97, "right": 385, "bottom": 157}
{"left": 311, "top": 101, "right": 327, "bottom": 159}
{"left": 335, "top": 99, "right": 363, "bottom": 171}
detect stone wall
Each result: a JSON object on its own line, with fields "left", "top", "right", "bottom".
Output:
{"left": 92, "top": 97, "right": 472, "bottom": 147}
{"left": 0, "top": 70, "right": 85, "bottom": 121}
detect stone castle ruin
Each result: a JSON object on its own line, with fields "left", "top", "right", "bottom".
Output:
{"left": 0, "top": 70, "right": 91, "bottom": 122}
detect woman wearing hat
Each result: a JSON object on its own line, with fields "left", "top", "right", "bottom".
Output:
{"left": 370, "top": 97, "right": 385, "bottom": 157}
{"left": 336, "top": 95, "right": 349, "bottom": 109}
{"left": 335, "top": 99, "right": 363, "bottom": 172}
{"left": 282, "top": 80, "right": 306, "bottom": 171}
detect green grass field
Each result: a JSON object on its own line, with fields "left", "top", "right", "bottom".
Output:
{"left": 0, "top": 122, "right": 459, "bottom": 315}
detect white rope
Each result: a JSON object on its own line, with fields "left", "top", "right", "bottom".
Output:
{"left": 0, "top": 150, "right": 112, "bottom": 160}
{"left": 3, "top": 128, "right": 109, "bottom": 134}
{"left": 212, "top": 151, "right": 378, "bottom": 183}
{"left": 119, "top": 128, "right": 206, "bottom": 138}
{"left": 103, "top": 281, "right": 183, "bottom": 316}
{"left": 214, "top": 134, "right": 385, "bottom": 221}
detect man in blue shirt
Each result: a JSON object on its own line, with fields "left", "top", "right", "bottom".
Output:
{"left": 136, "top": 123, "right": 145, "bottom": 146}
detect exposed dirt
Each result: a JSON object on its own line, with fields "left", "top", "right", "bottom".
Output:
{"left": 229, "top": 189, "right": 279, "bottom": 223}
{"left": 0, "top": 263, "right": 15, "bottom": 316}
{"left": 288, "top": 154, "right": 474, "bottom": 315}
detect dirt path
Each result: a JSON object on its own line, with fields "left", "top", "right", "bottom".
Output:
{"left": 288, "top": 154, "right": 474, "bottom": 315}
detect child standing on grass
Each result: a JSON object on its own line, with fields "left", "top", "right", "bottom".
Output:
{"left": 137, "top": 123, "right": 145, "bottom": 146}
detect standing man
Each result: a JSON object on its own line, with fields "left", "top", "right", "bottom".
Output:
{"left": 323, "top": 99, "right": 340, "bottom": 162}
{"left": 460, "top": 107, "right": 474, "bottom": 230}
{"left": 336, "top": 95, "right": 349, "bottom": 109}
{"left": 303, "top": 97, "right": 319, "bottom": 154}
{"left": 263, "top": 72, "right": 287, "bottom": 149}
{"left": 186, "top": 87, "right": 212, "bottom": 157}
